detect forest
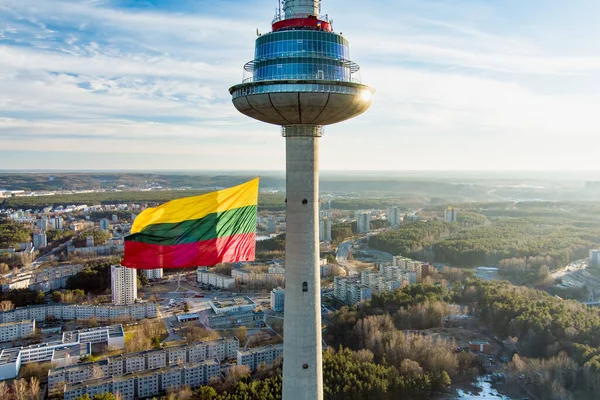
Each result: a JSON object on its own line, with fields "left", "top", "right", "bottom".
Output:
{"left": 0, "top": 219, "right": 32, "bottom": 248}
{"left": 369, "top": 202, "right": 600, "bottom": 269}
{"left": 368, "top": 221, "right": 456, "bottom": 257}
{"left": 461, "top": 280, "right": 600, "bottom": 399}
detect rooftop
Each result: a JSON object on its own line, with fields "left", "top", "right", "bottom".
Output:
{"left": 0, "top": 319, "right": 33, "bottom": 328}
{"left": 238, "top": 344, "right": 283, "bottom": 356}
{"left": 0, "top": 348, "right": 21, "bottom": 364}
{"left": 210, "top": 297, "right": 255, "bottom": 309}
{"left": 62, "top": 324, "right": 124, "bottom": 344}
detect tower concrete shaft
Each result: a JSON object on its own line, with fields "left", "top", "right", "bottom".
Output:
{"left": 282, "top": 125, "right": 323, "bottom": 400}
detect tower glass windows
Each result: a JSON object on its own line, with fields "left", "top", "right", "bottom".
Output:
{"left": 250, "top": 30, "right": 357, "bottom": 83}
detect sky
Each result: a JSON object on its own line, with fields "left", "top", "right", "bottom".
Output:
{"left": 0, "top": 0, "right": 599, "bottom": 171}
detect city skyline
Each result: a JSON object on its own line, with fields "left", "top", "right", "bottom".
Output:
{"left": 1, "top": 0, "right": 600, "bottom": 171}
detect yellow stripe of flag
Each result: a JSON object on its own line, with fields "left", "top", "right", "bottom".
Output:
{"left": 131, "top": 178, "right": 259, "bottom": 234}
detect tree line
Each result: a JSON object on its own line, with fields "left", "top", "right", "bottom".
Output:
{"left": 456, "top": 279, "right": 600, "bottom": 399}
{"left": 368, "top": 217, "right": 600, "bottom": 268}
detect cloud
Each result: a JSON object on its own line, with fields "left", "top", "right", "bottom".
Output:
{"left": 0, "top": 0, "right": 598, "bottom": 170}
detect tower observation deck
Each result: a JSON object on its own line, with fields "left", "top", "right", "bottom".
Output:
{"left": 229, "top": 1, "right": 373, "bottom": 399}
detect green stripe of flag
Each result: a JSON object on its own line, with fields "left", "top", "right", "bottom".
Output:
{"left": 125, "top": 205, "right": 257, "bottom": 246}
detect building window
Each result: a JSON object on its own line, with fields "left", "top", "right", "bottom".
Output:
{"left": 302, "top": 282, "right": 308, "bottom": 293}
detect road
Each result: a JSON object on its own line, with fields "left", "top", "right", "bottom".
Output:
{"left": 336, "top": 237, "right": 394, "bottom": 277}
{"left": 336, "top": 241, "right": 358, "bottom": 276}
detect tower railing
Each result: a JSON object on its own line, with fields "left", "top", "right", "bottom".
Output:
{"left": 241, "top": 73, "right": 362, "bottom": 84}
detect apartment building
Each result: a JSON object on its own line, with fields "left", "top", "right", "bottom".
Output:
{"left": 1, "top": 264, "right": 86, "bottom": 293}
{"left": 111, "top": 265, "right": 137, "bottom": 305}
{"left": 333, "top": 276, "right": 372, "bottom": 305}
{"left": 209, "top": 297, "right": 256, "bottom": 314}
{"left": 270, "top": 287, "right": 285, "bottom": 312}
{"left": 0, "top": 302, "right": 158, "bottom": 323}
{"left": 237, "top": 344, "right": 283, "bottom": 372}
{"left": 205, "top": 310, "right": 265, "bottom": 328}
{"left": 48, "top": 337, "right": 239, "bottom": 389}
{"left": 0, "top": 320, "right": 35, "bottom": 343}
{"left": 196, "top": 267, "right": 235, "bottom": 289}
{"left": 62, "top": 359, "right": 220, "bottom": 400}
{"left": 143, "top": 268, "right": 164, "bottom": 280}
{"left": 0, "top": 325, "right": 124, "bottom": 380}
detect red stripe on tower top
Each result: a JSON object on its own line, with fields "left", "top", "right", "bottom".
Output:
{"left": 272, "top": 17, "right": 332, "bottom": 32}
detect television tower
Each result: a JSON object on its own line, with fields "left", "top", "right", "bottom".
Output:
{"left": 229, "top": 1, "right": 373, "bottom": 398}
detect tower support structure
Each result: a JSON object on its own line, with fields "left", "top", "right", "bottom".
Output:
{"left": 282, "top": 126, "right": 323, "bottom": 400}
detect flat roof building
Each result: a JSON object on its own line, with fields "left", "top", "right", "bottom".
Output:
{"left": 0, "top": 325, "right": 123, "bottom": 380}
{"left": 209, "top": 297, "right": 256, "bottom": 314}
{"left": 205, "top": 310, "right": 265, "bottom": 329}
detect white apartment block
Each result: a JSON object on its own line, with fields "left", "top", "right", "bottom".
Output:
{"left": 0, "top": 302, "right": 157, "bottom": 324}
{"left": 319, "top": 217, "right": 332, "bottom": 242}
{"left": 33, "top": 233, "right": 47, "bottom": 249}
{"left": 1, "top": 264, "right": 85, "bottom": 293}
{"left": 590, "top": 250, "right": 600, "bottom": 269}
{"left": 387, "top": 207, "right": 402, "bottom": 228}
{"left": 196, "top": 267, "right": 235, "bottom": 289}
{"left": 266, "top": 217, "right": 277, "bottom": 233}
{"left": 333, "top": 276, "right": 372, "bottom": 305}
{"left": 0, "top": 325, "right": 124, "bottom": 380}
{"left": 62, "top": 325, "right": 125, "bottom": 349}
{"left": 270, "top": 287, "right": 285, "bottom": 312}
{"left": 50, "top": 337, "right": 237, "bottom": 389}
{"left": 444, "top": 207, "right": 458, "bottom": 222}
{"left": 143, "top": 268, "right": 163, "bottom": 280}
{"left": 267, "top": 264, "right": 285, "bottom": 275}
{"left": 357, "top": 212, "right": 370, "bottom": 234}
{"left": 237, "top": 344, "right": 283, "bottom": 372}
{"left": 231, "top": 268, "right": 284, "bottom": 286}
{"left": 0, "top": 320, "right": 35, "bottom": 343}
{"left": 62, "top": 359, "right": 220, "bottom": 400}
{"left": 378, "top": 265, "right": 417, "bottom": 286}
{"left": 111, "top": 265, "right": 137, "bottom": 305}
{"left": 50, "top": 217, "right": 64, "bottom": 230}
{"left": 35, "top": 219, "right": 48, "bottom": 233}
{"left": 99, "top": 218, "right": 110, "bottom": 231}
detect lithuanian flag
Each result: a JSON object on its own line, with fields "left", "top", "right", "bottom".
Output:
{"left": 122, "top": 178, "right": 259, "bottom": 269}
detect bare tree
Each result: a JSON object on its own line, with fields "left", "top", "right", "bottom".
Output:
{"left": 12, "top": 379, "right": 28, "bottom": 400}
{"left": 234, "top": 326, "right": 248, "bottom": 346}
{"left": 28, "top": 377, "right": 41, "bottom": 400}
{"left": 183, "top": 326, "right": 219, "bottom": 344}
{"left": 0, "top": 300, "right": 14, "bottom": 311}
{"left": 0, "top": 382, "right": 9, "bottom": 398}
{"left": 0, "top": 263, "right": 9, "bottom": 274}
{"left": 220, "top": 365, "right": 251, "bottom": 391}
